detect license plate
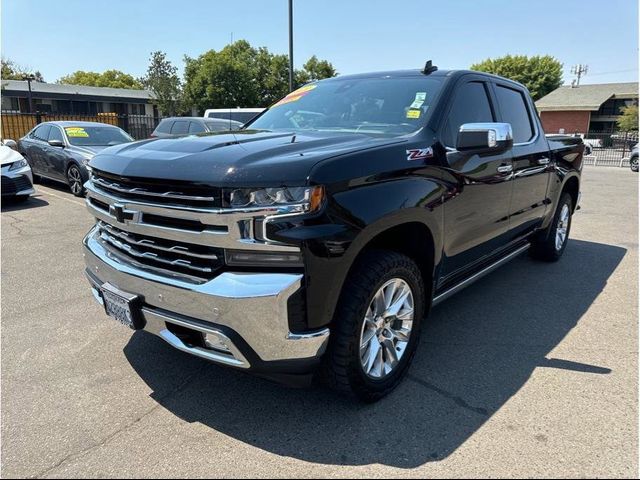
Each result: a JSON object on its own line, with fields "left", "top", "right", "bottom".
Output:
{"left": 101, "top": 283, "right": 140, "bottom": 329}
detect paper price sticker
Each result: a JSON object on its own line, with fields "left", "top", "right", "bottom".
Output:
{"left": 406, "top": 109, "right": 421, "bottom": 119}
{"left": 65, "top": 127, "right": 89, "bottom": 137}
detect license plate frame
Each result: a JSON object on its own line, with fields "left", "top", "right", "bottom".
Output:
{"left": 100, "top": 283, "right": 145, "bottom": 330}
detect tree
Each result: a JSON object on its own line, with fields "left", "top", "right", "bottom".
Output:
{"left": 617, "top": 104, "right": 638, "bottom": 131}
{"left": 183, "top": 40, "right": 337, "bottom": 113}
{"left": 1, "top": 58, "right": 45, "bottom": 82}
{"left": 140, "top": 51, "right": 183, "bottom": 115}
{"left": 58, "top": 70, "right": 142, "bottom": 89}
{"left": 471, "top": 55, "right": 563, "bottom": 100}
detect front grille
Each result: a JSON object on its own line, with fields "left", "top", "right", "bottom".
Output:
{"left": 92, "top": 170, "right": 221, "bottom": 208}
{"left": 2, "top": 175, "right": 32, "bottom": 196}
{"left": 97, "top": 221, "right": 223, "bottom": 279}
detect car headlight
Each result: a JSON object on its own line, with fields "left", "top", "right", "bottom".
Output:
{"left": 8, "top": 159, "right": 28, "bottom": 171}
{"left": 224, "top": 186, "right": 324, "bottom": 213}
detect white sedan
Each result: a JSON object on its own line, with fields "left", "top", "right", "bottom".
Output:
{"left": 1, "top": 141, "right": 35, "bottom": 202}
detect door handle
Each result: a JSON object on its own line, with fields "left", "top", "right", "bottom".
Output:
{"left": 497, "top": 164, "right": 513, "bottom": 174}
{"left": 538, "top": 157, "right": 550, "bottom": 165}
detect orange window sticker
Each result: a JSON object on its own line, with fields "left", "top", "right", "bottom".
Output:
{"left": 272, "top": 84, "right": 317, "bottom": 108}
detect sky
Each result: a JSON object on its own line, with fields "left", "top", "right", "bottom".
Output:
{"left": 1, "top": 0, "right": 638, "bottom": 86}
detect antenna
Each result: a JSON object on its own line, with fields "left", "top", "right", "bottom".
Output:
{"left": 570, "top": 64, "right": 588, "bottom": 87}
{"left": 422, "top": 60, "right": 438, "bottom": 75}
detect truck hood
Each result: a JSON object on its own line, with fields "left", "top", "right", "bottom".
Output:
{"left": 89, "top": 130, "right": 402, "bottom": 186}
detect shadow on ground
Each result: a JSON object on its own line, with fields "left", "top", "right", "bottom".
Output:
{"left": 124, "top": 239, "right": 625, "bottom": 468}
{"left": 1, "top": 195, "right": 49, "bottom": 212}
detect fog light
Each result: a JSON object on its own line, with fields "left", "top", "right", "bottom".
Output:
{"left": 204, "top": 332, "right": 230, "bottom": 352}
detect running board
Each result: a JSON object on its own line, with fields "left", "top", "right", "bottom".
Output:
{"left": 432, "top": 243, "right": 530, "bottom": 307}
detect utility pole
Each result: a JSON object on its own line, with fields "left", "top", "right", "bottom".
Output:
{"left": 22, "top": 74, "right": 36, "bottom": 113}
{"left": 570, "top": 64, "right": 588, "bottom": 87}
{"left": 288, "top": 0, "right": 294, "bottom": 92}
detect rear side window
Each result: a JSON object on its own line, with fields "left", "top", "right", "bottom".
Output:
{"left": 495, "top": 85, "right": 535, "bottom": 143}
{"left": 154, "top": 120, "right": 172, "bottom": 134}
{"left": 170, "top": 120, "right": 189, "bottom": 135}
{"left": 188, "top": 121, "right": 206, "bottom": 134}
{"left": 444, "top": 82, "right": 494, "bottom": 147}
{"left": 205, "top": 121, "right": 228, "bottom": 132}
{"left": 48, "top": 126, "right": 64, "bottom": 142}
{"left": 32, "top": 125, "right": 51, "bottom": 141}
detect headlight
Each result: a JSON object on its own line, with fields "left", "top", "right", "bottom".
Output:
{"left": 224, "top": 185, "right": 324, "bottom": 213}
{"left": 8, "top": 159, "right": 28, "bottom": 171}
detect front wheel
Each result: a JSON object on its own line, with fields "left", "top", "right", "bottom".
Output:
{"left": 67, "top": 164, "right": 85, "bottom": 197}
{"left": 530, "top": 193, "right": 573, "bottom": 262}
{"left": 631, "top": 156, "right": 639, "bottom": 172}
{"left": 320, "top": 250, "right": 425, "bottom": 402}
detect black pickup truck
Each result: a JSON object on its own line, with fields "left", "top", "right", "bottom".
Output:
{"left": 83, "top": 63, "right": 583, "bottom": 402}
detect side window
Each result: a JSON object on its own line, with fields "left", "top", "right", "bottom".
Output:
{"left": 189, "top": 121, "right": 206, "bottom": 134}
{"left": 444, "top": 82, "right": 494, "bottom": 147}
{"left": 32, "top": 125, "right": 51, "bottom": 141}
{"left": 495, "top": 85, "right": 534, "bottom": 144}
{"left": 155, "top": 120, "right": 171, "bottom": 134}
{"left": 170, "top": 120, "right": 189, "bottom": 135}
{"left": 48, "top": 126, "right": 64, "bottom": 143}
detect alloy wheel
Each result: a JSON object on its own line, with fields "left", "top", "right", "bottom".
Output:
{"left": 359, "top": 278, "right": 414, "bottom": 379}
{"left": 555, "top": 204, "right": 570, "bottom": 251}
{"left": 68, "top": 166, "right": 83, "bottom": 195}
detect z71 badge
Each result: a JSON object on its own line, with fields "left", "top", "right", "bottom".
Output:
{"left": 406, "top": 147, "right": 433, "bottom": 161}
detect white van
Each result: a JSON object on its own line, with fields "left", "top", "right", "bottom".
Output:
{"left": 203, "top": 108, "right": 265, "bottom": 125}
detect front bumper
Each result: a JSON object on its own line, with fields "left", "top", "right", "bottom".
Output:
{"left": 1, "top": 164, "right": 35, "bottom": 197}
{"left": 83, "top": 226, "right": 330, "bottom": 373}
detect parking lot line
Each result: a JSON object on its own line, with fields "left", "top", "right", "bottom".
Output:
{"left": 36, "top": 186, "right": 86, "bottom": 207}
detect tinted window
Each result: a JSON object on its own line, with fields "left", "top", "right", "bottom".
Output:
{"left": 205, "top": 121, "right": 230, "bottom": 132}
{"left": 189, "top": 121, "right": 206, "bottom": 134}
{"left": 48, "top": 126, "right": 64, "bottom": 142}
{"left": 495, "top": 85, "right": 534, "bottom": 143}
{"left": 170, "top": 120, "right": 189, "bottom": 135}
{"left": 444, "top": 82, "right": 494, "bottom": 147}
{"left": 32, "top": 125, "right": 51, "bottom": 141}
{"left": 154, "top": 120, "right": 172, "bottom": 134}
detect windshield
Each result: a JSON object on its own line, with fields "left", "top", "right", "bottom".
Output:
{"left": 64, "top": 126, "right": 133, "bottom": 146}
{"left": 249, "top": 76, "right": 444, "bottom": 137}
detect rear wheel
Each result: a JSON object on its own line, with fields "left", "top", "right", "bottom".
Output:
{"left": 320, "top": 250, "right": 425, "bottom": 402}
{"left": 631, "top": 156, "right": 638, "bottom": 172}
{"left": 530, "top": 193, "right": 573, "bottom": 262}
{"left": 67, "top": 164, "right": 85, "bottom": 197}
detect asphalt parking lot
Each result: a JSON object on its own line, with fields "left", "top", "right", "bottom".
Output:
{"left": 1, "top": 168, "right": 638, "bottom": 478}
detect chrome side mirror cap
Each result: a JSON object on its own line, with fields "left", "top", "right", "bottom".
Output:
{"left": 457, "top": 122, "right": 513, "bottom": 152}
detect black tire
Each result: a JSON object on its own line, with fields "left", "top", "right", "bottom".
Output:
{"left": 320, "top": 250, "right": 425, "bottom": 402}
{"left": 530, "top": 193, "right": 573, "bottom": 262}
{"left": 14, "top": 195, "right": 30, "bottom": 203}
{"left": 67, "top": 164, "right": 85, "bottom": 197}
{"left": 631, "top": 156, "right": 639, "bottom": 172}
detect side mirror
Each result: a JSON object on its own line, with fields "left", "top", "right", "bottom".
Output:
{"left": 48, "top": 139, "right": 65, "bottom": 148}
{"left": 456, "top": 123, "right": 513, "bottom": 152}
{"left": 3, "top": 139, "right": 18, "bottom": 150}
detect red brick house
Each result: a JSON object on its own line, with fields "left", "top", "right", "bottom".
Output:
{"left": 536, "top": 82, "right": 638, "bottom": 134}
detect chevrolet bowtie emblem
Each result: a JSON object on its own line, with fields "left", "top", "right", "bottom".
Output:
{"left": 109, "top": 204, "right": 135, "bottom": 223}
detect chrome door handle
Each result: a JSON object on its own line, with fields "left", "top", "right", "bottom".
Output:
{"left": 497, "top": 164, "right": 513, "bottom": 174}
{"left": 538, "top": 157, "right": 550, "bottom": 165}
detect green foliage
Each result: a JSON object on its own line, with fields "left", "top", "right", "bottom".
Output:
{"left": 140, "top": 51, "right": 184, "bottom": 116}
{"left": 183, "top": 40, "right": 337, "bottom": 113}
{"left": 617, "top": 104, "right": 638, "bottom": 131}
{"left": 1, "top": 58, "right": 45, "bottom": 82}
{"left": 471, "top": 54, "right": 563, "bottom": 100}
{"left": 58, "top": 70, "right": 142, "bottom": 89}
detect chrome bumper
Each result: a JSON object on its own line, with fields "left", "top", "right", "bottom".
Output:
{"left": 83, "top": 226, "right": 330, "bottom": 369}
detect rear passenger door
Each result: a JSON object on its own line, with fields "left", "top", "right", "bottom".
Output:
{"left": 440, "top": 77, "right": 514, "bottom": 278}
{"left": 492, "top": 82, "right": 551, "bottom": 239}
{"left": 25, "top": 124, "right": 51, "bottom": 176}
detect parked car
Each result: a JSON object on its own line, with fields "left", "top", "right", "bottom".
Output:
{"left": 18, "top": 121, "right": 133, "bottom": 197}
{"left": 83, "top": 64, "right": 583, "bottom": 402}
{"left": 1, "top": 140, "right": 35, "bottom": 202}
{"left": 204, "top": 108, "right": 265, "bottom": 124}
{"left": 151, "top": 117, "right": 243, "bottom": 138}
{"left": 630, "top": 144, "right": 638, "bottom": 172}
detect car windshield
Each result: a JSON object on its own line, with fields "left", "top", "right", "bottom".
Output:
{"left": 248, "top": 76, "right": 444, "bottom": 137}
{"left": 64, "top": 126, "right": 133, "bottom": 146}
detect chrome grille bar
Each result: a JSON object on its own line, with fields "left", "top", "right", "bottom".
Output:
{"left": 93, "top": 176, "right": 216, "bottom": 202}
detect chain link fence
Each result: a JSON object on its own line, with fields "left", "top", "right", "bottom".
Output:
{"left": 582, "top": 130, "right": 638, "bottom": 167}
